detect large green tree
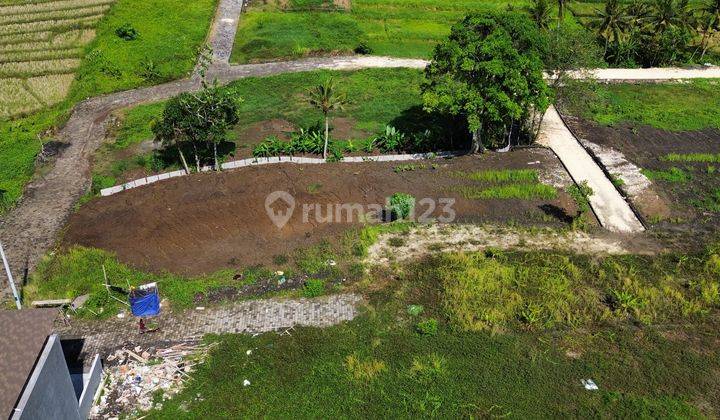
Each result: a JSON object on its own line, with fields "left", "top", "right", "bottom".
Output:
{"left": 422, "top": 12, "right": 552, "bottom": 153}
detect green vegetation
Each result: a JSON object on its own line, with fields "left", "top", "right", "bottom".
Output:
{"left": 0, "top": 0, "right": 217, "bottom": 212}
{"left": 24, "top": 246, "right": 244, "bottom": 317}
{"left": 567, "top": 180, "right": 595, "bottom": 229}
{"left": 303, "top": 279, "right": 326, "bottom": 298}
{"left": 453, "top": 169, "right": 539, "bottom": 183}
{"left": 563, "top": 80, "right": 720, "bottom": 131}
{"left": 451, "top": 169, "right": 557, "bottom": 201}
{"left": 641, "top": 167, "right": 692, "bottom": 182}
{"left": 389, "top": 193, "right": 416, "bottom": 220}
{"left": 231, "top": 0, "right": 549, "bottom": 63}
{"left": 663, "top": 152, "right": 720, "bottom": 163}
{"left": 24, "top": 222, "right": 415, "bottom": 316}
{"left": 455, "top": 184, "right": 558, "bottom": 200}
{"left": 92, "top": 68, "right": 468, "bottom": 183}
{"left": 422, "top": 12, "right": 551, "bottom": 151}
{"left": 145, "top": 246, "right": 720, "bottom": 418}
{"left": 71, "top": 0, "right": 217, "bottom": 98}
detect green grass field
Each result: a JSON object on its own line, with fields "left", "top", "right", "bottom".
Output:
{"left": 563, "top": 80, "right": 720, "bottom": 131}
{"left": 140, "top": 247, "right": 720, "bottom": 418}
{"left": 0, "top": 0, "right": 216, "bottom": 211}
{"left": 231, "top": 0, "right": 547, "bottom": 63}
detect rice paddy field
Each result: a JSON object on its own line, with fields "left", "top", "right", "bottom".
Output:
{"left": 0, "top": 0, "right": 112, "bottom": 119}
{"left": 0, "top": 0, "right": 216, "bottom": 210}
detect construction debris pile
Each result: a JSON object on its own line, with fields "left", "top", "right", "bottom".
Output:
{"left": 90, "top": 341, "right": 216, "bottom": 418}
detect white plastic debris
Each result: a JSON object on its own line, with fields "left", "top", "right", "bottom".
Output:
{"left": 243, "top": 379, "right": 251, "bottom": 387}
{"left": 116, "top": 313, "right": 125, "bottom": 319}
{"left": 246, "top": 349, "right": 252, "bottom": 356}
{"left": 195, "top": 306, "right": 205, "bottom": 310}
{"left": 326, "top": 259, "right": 337, "bottom": 266}
{"left": 582, "top": 379, "right": 599, "bottom": 390}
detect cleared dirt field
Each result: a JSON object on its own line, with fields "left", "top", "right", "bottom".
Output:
{"left": 64, "top": 150, "right": 579, "bottom": 275}
{"left": 565, "top": 117, "right": 720, "bottom": 241}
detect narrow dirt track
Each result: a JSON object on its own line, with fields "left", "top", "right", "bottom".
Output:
{"left": 0, "top": 0, "right": 718, "bottom": 297}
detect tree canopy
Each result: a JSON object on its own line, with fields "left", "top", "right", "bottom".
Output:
{"left": 422, "top": 12, "right": 552, "bottom": 152}
{"left": 153, "top": 84, "right": 240, "bottom": 172}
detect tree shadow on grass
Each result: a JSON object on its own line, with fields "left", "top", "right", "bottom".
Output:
{"left": 389, "top": 106, "right": 471, "bottom": 152}
{"left": 153, "top": 140, "right": 237, "bottom": 170}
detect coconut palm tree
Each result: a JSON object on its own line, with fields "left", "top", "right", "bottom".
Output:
{"left": 308, "top": 79, "right": 347, "bottom": 159}
{"left": 697, "top": 0, "right": 720, "bottom": 58}
{"left": 526, "top": 0, "right": 553, "bottom": 30}
{"left": 647, "top": 0, "right": 696, "bottom": 33}
{"left": 594, "top": 0, "right": 631, "bottom": 54}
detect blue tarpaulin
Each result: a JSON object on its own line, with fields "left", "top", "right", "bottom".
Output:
{"left": 129, "top": 283, "right": 160, "bottom": 317}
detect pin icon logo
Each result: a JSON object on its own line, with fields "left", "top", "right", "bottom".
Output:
{"left": 265, "top": 191, "right": 295, "bottom": 229}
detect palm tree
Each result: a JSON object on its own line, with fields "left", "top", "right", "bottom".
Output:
{"left": 526, "top": 0, "right": 552, "bottom": 30}
{"left": 647, "top": 0, "right": 696, "bottom": 33}
{"left": 594, "top": 0, "right": 630, "bottom": 54}
{"left": 626, "top": 1, "right": 651, "bottom": 28}
{"left": 308, "top": 79, "right": 347, "bottom": 159}
{"left": 697, "top": 0, "right": 720, "bottom": 58}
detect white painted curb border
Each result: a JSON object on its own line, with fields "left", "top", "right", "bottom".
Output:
{"left": 100, "top": 151, "right": 462, "bottom": 197}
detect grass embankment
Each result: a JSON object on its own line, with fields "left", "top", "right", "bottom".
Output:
{"left": 563, "top": 80, "right": 720, "bottom": 131}
{"left": 0, "top": 0, "right": 216, "bottom": 211}
{"left": 90, "top": 68, "right": 433, "bottom": 187}
{"left": 142, "top": 246, "right": 720, "bottom": 418}
{"left": 24, "top": 223, "right": 407, "bottom": 317}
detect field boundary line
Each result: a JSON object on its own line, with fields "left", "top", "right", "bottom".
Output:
{"left": 100, "top": 151, "right": 464, "bottom": 197}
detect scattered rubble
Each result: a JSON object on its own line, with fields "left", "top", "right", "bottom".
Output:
{"left": 90, "top": 341, "right": 216, "bottom": 418}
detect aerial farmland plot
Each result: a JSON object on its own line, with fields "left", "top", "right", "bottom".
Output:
{"left": 2, "top": 0, "right": 720, "bottom": 418}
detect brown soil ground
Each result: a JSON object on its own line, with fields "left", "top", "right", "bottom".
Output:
{"left": 564, "top": 117, "right": 720, "bottom": 246}
{"left": 65, "top": 150, "right": 579, "bottom": 276}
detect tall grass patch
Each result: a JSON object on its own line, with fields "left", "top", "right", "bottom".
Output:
{"left": 413, "top": 248, "right": 720, "bottom": 332}
{"left": 562, "top": 80, "right": 720, "bottom": 131}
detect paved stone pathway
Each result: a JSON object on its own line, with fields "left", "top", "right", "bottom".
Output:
{"left": 537, "top": 106, "right": 644, "bottom": 232}
{"left": 206, "top": 0, "right": 243, "bottom": 67}
{"left": 59, "top": 294, "right": 362, "bottom": 357}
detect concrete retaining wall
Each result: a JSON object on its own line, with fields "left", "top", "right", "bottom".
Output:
{"left": 100, "top": 151, "right": 461, "bottom": 197}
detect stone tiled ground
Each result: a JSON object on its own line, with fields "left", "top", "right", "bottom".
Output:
{"left": 59, "top": 294, "right": 362, "bottom": 359}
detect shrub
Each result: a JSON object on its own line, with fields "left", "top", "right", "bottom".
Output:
{"left": 290, "top": 126, "right": 325, "bottom": 154}
{"left": 389, "top": 193, "right": 415, "bottom": 220}
{"left": 415, "top": 318, "right": 438, "bottom": 336}
{"left": 253, "top": 136, "right": 291, "bottom": 157}
{"left": 138, "top": 59, "right": 161, "bottom": 82}
{"left": 115, "top": 23, "right": 139, "bottom": 41}
{"left": 303, "top": 279, "right": 325, "bottom": 298}
{"left": 91, "top": 175, "right": 116, "bottom": 195}
{"left": 567, "top": 181, "right": 594, "bottom": 230}
{"left": 373, "top": 126, "right": 406, "bottom": 152}
{"left": 354, "top": 42, "right": 373, "bottom": 55}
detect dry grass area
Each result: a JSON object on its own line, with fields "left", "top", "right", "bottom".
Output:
{"left": 0, "top": 0, "right": 113, "bottom": 118}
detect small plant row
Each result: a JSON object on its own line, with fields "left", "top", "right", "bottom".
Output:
{"left": 252, "top": 125, "right": 445, "bottom": 159}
